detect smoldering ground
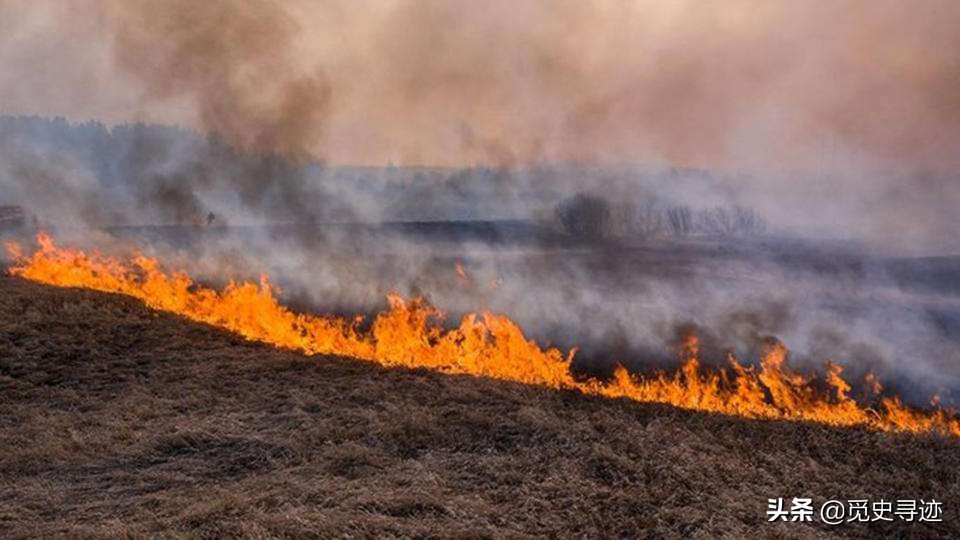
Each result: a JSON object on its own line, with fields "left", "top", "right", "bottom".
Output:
{"left": 2, "top": 1, "right": 960, "bottom": 407}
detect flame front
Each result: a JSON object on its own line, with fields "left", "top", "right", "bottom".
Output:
{"left": 6, "top": 233, "right": 959, "bottom": 436}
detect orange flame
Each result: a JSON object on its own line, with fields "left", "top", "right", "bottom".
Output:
{"left": 6, "top": 233, "right": 959, "bottom": 436}
{"left": 454, "top": 261, "right": 468, "bottom": 281}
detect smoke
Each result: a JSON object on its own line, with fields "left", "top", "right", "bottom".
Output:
{"left": 3, "top": 1, "right": 960, "bottom": 248}
{"left": 2, "top": 1, "right": 959, "bottom": 167}
{"left": 109, "top": 0, "right": 330, "bottom": 160}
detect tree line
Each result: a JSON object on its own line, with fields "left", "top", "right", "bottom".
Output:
{"left": 554, "top": 192, "right": 767, "bottom": 240}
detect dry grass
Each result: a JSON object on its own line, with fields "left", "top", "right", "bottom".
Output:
{"left": 1, "top": 274, "right": 958, "bottom": 538}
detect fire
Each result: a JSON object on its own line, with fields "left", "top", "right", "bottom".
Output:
{"left": 6, "top": 233, "right": 960, "bottom": 436}
{"left": 454, "top": 261, "right": 468, "bottom": 281}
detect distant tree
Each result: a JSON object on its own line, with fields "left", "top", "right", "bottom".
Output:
{"left": 666, "top": 206, "right": 693, "bottom": 236}
{"left": 732, "top": 205, "right": 766, "bottom": 235}
{"left": 609, "top": 199, "right": 666, "bottom": 240}
{"left": 608, "top": 200, "right": 636, "bottom": 238}
{"left": 697, "top": 206, "right": 736, "bottom": 236}
{"left": 634, "top": 200, "right": 666, "bottom": 238}
{"left": 695, "top": 205, "right": 766, "bottom": 237}
{"left": 555, "top": 193, "right": 611, "bottom": 239}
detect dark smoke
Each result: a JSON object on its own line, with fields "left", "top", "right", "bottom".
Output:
{"left": 110, "top": 0, "right": 331, "bottom": 160}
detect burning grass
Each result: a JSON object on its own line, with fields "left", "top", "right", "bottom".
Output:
{"left": 1, "top": 273, "right": 958, "bottom": 537}
{"left": 5, "top": 233, "right": 960, "bottom": 437}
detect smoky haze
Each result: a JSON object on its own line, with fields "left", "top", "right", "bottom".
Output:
{"left": 2, "top": 1, "right": 960, "bottom": 250}
{"left": 2, "top": 0, "right": 959, "bottom": 168}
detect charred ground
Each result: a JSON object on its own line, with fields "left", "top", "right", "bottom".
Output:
{"left": 1, "top": 275, "right": 959, "bottom": 538}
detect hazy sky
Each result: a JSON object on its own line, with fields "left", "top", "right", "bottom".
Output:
{"left": 2, "top": 0, "right": 960, "bottom": 170}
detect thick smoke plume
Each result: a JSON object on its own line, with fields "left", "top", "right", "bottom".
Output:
{"left": 2, "top": 1, "right": 960, "bottom": 168}
{"left": 109, "top": 0, "right": 330, "bottom": 160}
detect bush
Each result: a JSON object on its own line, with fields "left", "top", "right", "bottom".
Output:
{"left": 555, "top": 193, "right": 611, "bottom": 239}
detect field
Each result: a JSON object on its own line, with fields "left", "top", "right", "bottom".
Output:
{"left": 2, "top": 274, "right": 959, "bottom": 538}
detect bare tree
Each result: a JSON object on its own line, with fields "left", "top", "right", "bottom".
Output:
{"left": 555, "top": 193, "right": 611, "bottom": 239}
{"left": 666, "top": 206, "right": 692, "bottom": 236}
{"left": 695, "top": 205, "right": 767, "bottom": 237}
{"left": 733, "top": 205, "right": 766, "bottom": 235}
{"left": 608, "top": 199, "right": 636, "bottom": 238}
{"left": 697, "top": 206, "right": 736, "bottom": 236}
{"left": 605, "top": 198, "right": 668, "bottom": 240}
{"left": 634, "top": 200, "right": 666, "bottom": 238}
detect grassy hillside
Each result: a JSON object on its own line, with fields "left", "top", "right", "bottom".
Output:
{"left": 1, "top": 275, "right": 958, "bottom": 538}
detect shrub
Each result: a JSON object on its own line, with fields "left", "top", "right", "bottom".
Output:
{"left": 555, "top": 193, "right": 611, "bottom": 239}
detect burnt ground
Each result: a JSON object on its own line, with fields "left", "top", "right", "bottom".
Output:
{"left": 1, "top": 275, "right": 959, "bottom": 538}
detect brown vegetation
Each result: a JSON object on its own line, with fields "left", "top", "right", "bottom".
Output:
{"left": 1, "top": 275, "right": 958, "bottom": 537}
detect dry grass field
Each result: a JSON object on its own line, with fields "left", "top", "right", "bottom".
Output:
{"left": 1, "top": 274, "right": 958, "bottom": 538}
